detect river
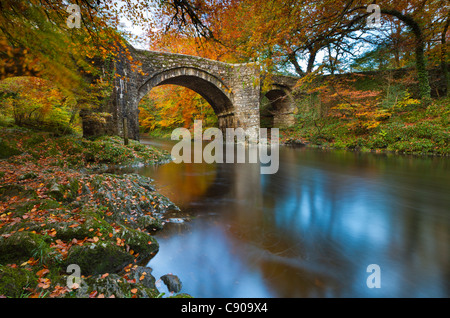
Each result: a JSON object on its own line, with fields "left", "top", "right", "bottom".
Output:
{"left": 119, "top": 137, "right": 449, "bottom": 298}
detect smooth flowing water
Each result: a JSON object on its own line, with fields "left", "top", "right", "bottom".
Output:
{"left": 123, "top": 137, "right": 449, "bottom": 297}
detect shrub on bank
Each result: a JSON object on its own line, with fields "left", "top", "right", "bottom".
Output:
{"left": 281, "top": 97, "right": 449, "bottom": 156}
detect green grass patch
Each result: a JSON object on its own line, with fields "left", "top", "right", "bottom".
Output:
{"left": 282, "top": 96, "right": 450, "bottom": 156}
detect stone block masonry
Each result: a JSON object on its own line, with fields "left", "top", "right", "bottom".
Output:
{"left": 82, "top": 44, "right": 297, "bottom": 141}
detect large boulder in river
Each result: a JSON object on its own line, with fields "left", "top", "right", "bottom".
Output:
{"left": 161, "top": 274, "right": 182, "bottom": 293}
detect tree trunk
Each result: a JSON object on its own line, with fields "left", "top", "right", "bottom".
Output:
{"left": 287, "top": 47, "right": 318, "bottom": 77}
{"left": 123, "top": 117, "right": 129, "bottom": 146}
{"left": 441, "top": 16, "right": 449, "bottom": 97}
{"left": 381, "top": 9, "right": 431, "bottom": 101}
{"left": 306, "top": 47, "right": 318, "bottom": 74}
{"left": 288, "top": 52, "right": 305, "bottom": 77}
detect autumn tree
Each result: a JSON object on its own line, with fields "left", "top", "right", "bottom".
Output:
{"left": 0, "top": 76, "right": 74, "bottom": 132}
{"left": 380, "top": 4, "right": 432, "bottom": 101}
{"left": 438, "top": 11, "right": 449, "bottom": 96}
{"left": 173, "top": 0, "right": 447, "bottom": 102}
{"left": 0, "top": 0, "right": 214, "bottom": 133}
{"left": 139, "top": 85, "right": 217, "bottom": 134}
{"left": 340, "top": 0, "right": 448, "bottom": 101}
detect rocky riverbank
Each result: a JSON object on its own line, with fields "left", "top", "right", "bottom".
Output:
{"left": 0, "top": 128, "right": 189, "bottom": 298}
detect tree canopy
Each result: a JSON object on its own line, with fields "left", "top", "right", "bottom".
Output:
{"left": 150, "top": 0, "right": 448, "bottom": 97}
{"left": 0, "top": 0, "right": 448, "bottom": 135}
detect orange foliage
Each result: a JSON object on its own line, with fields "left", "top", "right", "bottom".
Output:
{"left": 139, "top": 84, "right": 217, "bottom": 133}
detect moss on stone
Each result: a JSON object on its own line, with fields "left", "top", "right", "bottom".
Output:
{"left": 0, "top": 265, "right": 35, "bottom": 297}
{"left": 0, "top": 139, "right": 21, "bottom": 159}
{"left": 118, "top": 227, "right": 159, "bottom": 262}
{"left": 63, "top": 243, "right": 134, "bottom": 276}
{"left": 0, "top": 185, "right": 37, "bottom": 201}
{"left": 0, "top": 127, "right": 186, "bottom": 297}
{"left": 18, "top": 172, "right": 38, "bottom": 181}
{"left": 0, "top": 231, "right": 48, "bottom": 265}
{"left": 169, "top": 293, "right": 194, "bottom": 298}
{"left": 40, "top": 199, "right": 62, "bottom": 210}
{"left": 53, "top": 206, "right": 113, "bottom": 242}
{"left": 136, "top": 215, "right": 164, "bottom": 232}
{"left": 81, "top": 274, "right": 132, "bottom": 298}
{"left": 71, "top": 271, "right": 160, "bottom": 298}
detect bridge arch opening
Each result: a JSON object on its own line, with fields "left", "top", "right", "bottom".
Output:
{"left": 138, "top": 67, "right": 235, "bottom": 132}
{"left": 261, "top": 88, "right": 295, "bottom": 128}
{"left": 138, "top": 84, "right": 218, "bottom": 134}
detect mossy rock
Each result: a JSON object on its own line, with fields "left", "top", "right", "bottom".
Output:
{"left": 46, "top": 178, "right": 79, "bottom": 202}
{"left": 0, "top": 185, "right": 37, "bottom": 201}
{"left": 0, "top": 140, "right": 21, "bottom": 159}
{"left": 78, "top": 274, "right": 132, "bottom": 298}
{"left": 0, "top": 200, "right": 63, "bottom": 236}
{"left": 64, "top": 243, "right": 134, "bottom": 276}
{"left": 127, "top": 266, "right": 157, "bottom": 291}
{"left": 0, "top": 231, "right": 48, "bottom": 265}
{"left": 46, "top": 181, "right": 65, "bottom": 201}
{"left": 71, "top": 271, "right": 159, "bottom": 298}
{"left": 118, "top": 227, "right": 159, "bottom": 263}
{"left": 0, "top": 265, "right": 35, "bottom": 297}
{"left": 136, "top": 215, "right": 164, "bottom": 232}
{"left": 131, "top": 174, "right": 156, "bottom": 192}
{"left": 0, "top": 199, "right": 37, "bottom": 219}
{"left": 169, "top": 293, "right": 194, "bottom": 298}
{"left": 54, "top": 213, "right": 113, "bottom": 242}
{"left": 161, "top": 274, "right": 182, "bottom": 293}
{"left": 24, "top": 134, "right": 46, "bottom": 147}
{"left": 18, "top": 172, "right": 38, "bottom": 181}
{"left": 40, "top": 199, "right": 62, "bottom": 210}
{"left": 0, "top": 220, "right": 42, "bottom": 237}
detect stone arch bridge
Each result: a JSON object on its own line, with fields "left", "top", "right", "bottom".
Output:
{"left": 82, "top": 47, "right": 299, "bottom": 141}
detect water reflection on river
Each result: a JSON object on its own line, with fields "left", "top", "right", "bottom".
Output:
{"left": 124, "top": 138, "right": 449, "bottom": 297}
